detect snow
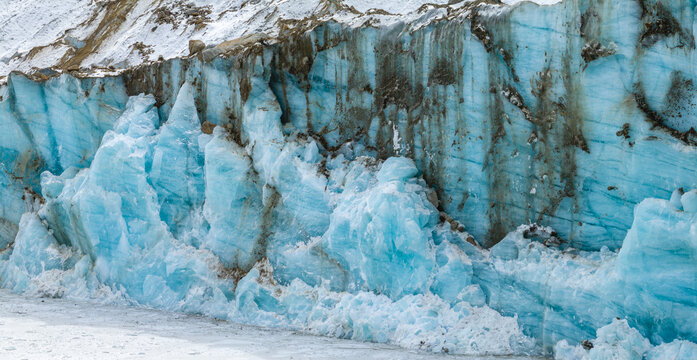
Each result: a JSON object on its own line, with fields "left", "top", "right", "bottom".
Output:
{"left": 0, "top": 0, "right": 564, "bottom": 78}
{"left": 344, "top": 0, "right": 451, "bottom": 14}
{"left": 0, "top": 0, "right": 95, "bottom": 73}
{"left": 0, "top": 289, "right": 533, "bottom": 360}
{"left": 1, "top": 0, "right": 697, "bottom": 358}
{"left": 501, "top": 0, "right": 562, "bottom": 5}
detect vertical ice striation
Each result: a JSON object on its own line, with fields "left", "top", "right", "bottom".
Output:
{"left": 203, "top": 126, "right": 264, "bottom": 271}
{"left": 8, "top": 93, "right": 232, "bottom": 315}
{"left": 1, "top": 0, "right": 697, "bottom": 357}
{"left": 149, "top": 83, "right": 206, "bottom": 240}
{"left": 0, "top": 74, "right": 127, "bottom": 249}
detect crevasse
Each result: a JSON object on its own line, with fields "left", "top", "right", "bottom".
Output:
{"left": 1, "top": 0, "right": 697, "bottom": 358}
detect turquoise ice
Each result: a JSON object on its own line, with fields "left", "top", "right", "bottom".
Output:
{"left": 555, "top": 319, "right": 697, "bottom": 360}
{"left": 1, "top": 0, "right": 697, "bottom": 357}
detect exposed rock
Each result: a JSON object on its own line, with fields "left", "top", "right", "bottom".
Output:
{"left": 200, "top": 47, "right": 222, "bottom": 62}
{"left": 189, "top": 39, "right": 205, "bottom": 55}
{"left": 201, "top": 120, "right": 216, "bottom": 134}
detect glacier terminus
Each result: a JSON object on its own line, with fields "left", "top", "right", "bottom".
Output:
{"left": 1, "top": 0, "right": 697, "bottom": 358}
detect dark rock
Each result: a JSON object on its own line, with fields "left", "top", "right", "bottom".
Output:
{"left": 189, "top": 39, "right": 206, "bottom": 55}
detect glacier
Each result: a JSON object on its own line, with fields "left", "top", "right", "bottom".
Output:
{"left": 1, "top": 0, "right": 697, "bottom": 357}
{"left": 554, "top": 319, "right": 697, "bottom": 360}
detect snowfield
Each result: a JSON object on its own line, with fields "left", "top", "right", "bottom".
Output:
{"left": 0, "top": 290, "right": 535, "bottom": 360}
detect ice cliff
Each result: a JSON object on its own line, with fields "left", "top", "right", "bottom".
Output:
{"left": 1, "top": 0, "right": 697, "bottom": 357}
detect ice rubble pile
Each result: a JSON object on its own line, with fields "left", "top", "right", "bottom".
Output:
{"left": 0, "top": 77, "right": 694, "bottom": 357}
{"left": 0, "top": 83, "right": 535, "bottom": 355}
{"left": 555, "top": 319, "right": 697, "bottom": 360}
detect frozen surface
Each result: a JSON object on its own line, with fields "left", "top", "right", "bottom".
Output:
{"left": 1, "top": 77, "right": 696, "bottom": 357}
{"left": 0, "top": 289, "right": 537, "bottom": 360}
{"left": 476, "top": 190, "right": 697, "bottom": 349}
{"left": 0, "top": 0, "right": 561, "bottom": 78}
{"left": 1, "top": 0, "right": 697, "bottom": 358}
{"left": 0, "top": 87, "right": 539, "bottom": 356}
{"left": 554, "top": 319, "right": 697, "bottom": 360}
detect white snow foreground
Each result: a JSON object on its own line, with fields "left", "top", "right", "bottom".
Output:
{"left": 0, "top": 289, "right": 535, "bottom": 360}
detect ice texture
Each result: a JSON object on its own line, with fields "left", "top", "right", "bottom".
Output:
{"left": 1, "top": 76, "right": 695, "bottom": 356}
{"left": 0, "top": 85, "right": 538, "bottom": 355}
{"left": 1, "top": 0, "right": 697, "bottom": 357}
{"left": 476, "top": 194, "right": 697, "bottom": 351}
{"left": 0, "top": 74, "right": 127, "bottom": 249}
{"left": 554, "top": 319, "right": 697, "bottom": 360}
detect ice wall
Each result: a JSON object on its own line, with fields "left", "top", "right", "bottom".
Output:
{"left": 119, "top": 0, "right": 697, "bottom": 251}
{"left": 1, "top": 0, "right": 697, "bottom": 357}
{"left": 0, "top": 74, "right": 128, "bottom": 250}
{"left": 4, "top": 0, "right": 697, "bottom": 251}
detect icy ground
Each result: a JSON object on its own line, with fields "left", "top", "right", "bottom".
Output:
{"left": 0, "top": 290, "right": 536, "bottom": 360}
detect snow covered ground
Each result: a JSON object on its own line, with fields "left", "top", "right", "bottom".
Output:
{"left": 0, "top": 0, "right": 563, "bottom": 78}
{"left": 0, "top": 290, "right": 536, "bottom": 360}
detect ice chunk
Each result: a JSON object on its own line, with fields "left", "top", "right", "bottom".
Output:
{"left": 0, "top": 213, "right": 74, "bottom": 292}
{"left": 670, "top": 188, "right": 685, "bottom": 211}
{"left": 302, "top": 140, "right": 321, "bottom": 163}
{"left": 554, "top": 319, "right": 697, "bottom": 360}
{"left": 376, "top": 157, "right": 419, "bottom": 183}
{"left": 681, "top": 190, "right": 697, "bottom": 214}
{"left": 203, "top": 127, "right": 264, "bottom": 270}
{"left": 646, "top": 341, "right": 697, "bottom": 360}
{"left": 320, "top": 157, "right": 441, "bottom": 298}
{"left": 149, "top": 83, "right": 206, "bottom": 238}
{"left": 430, "top": 240, "right": 477, "bottom": 303}
{"left": 616, "top": 197, "right": 697, "bottom": 342}
{"left": 233, "top": 259, "right": 538, "bottom": 355}
{"left": 489, "top": 232, "right": 520, "bottom": 260}
{"left": 585, "top": 320, "right": 651, "bottom": 360}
